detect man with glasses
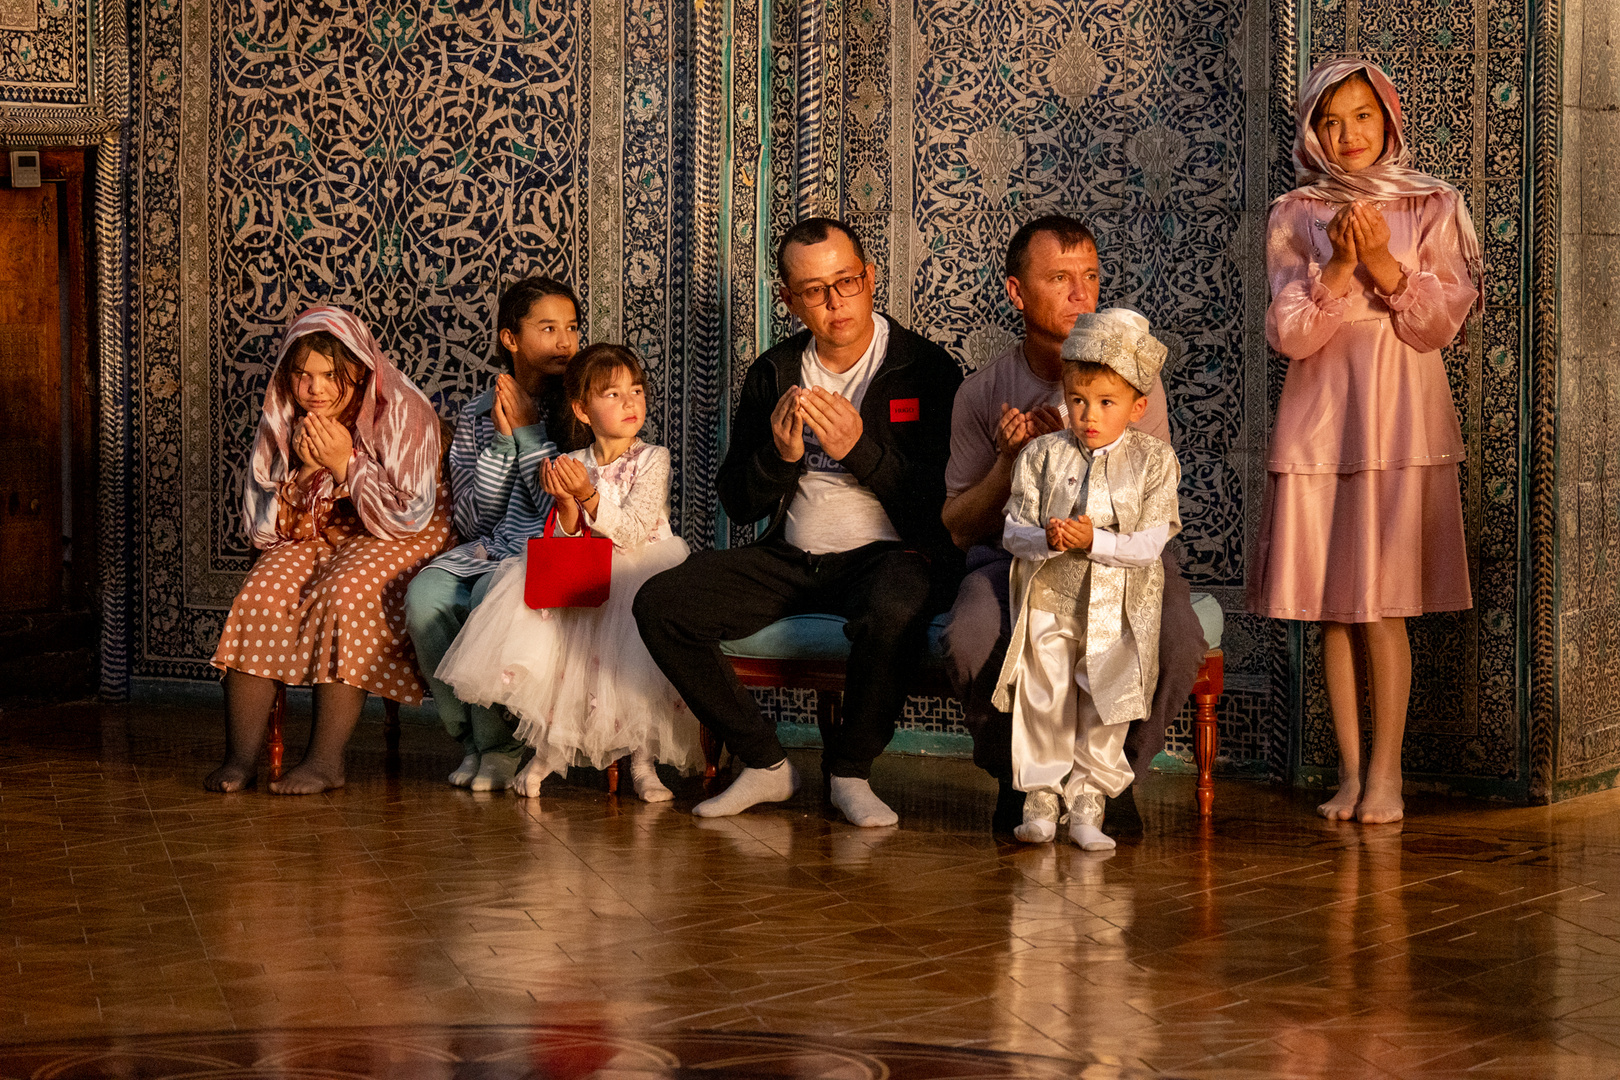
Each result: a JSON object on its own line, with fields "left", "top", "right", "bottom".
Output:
{"left": 635, "top": 217, "right": 963, "bottom": 827}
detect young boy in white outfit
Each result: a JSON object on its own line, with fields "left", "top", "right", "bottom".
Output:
{"left": 993, "top": 308, "right": 1181, "bottom": 850}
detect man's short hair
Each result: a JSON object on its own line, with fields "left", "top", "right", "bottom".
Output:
{"left": 776, "top": 217, "right": 868, "bottom": 283}
{"left": 1004, "top": 214, "right": 1097, "bottom": 281}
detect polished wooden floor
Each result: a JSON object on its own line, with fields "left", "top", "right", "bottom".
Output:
{"left": 3, "top": 691, "right": 1620, "bottom": 1079}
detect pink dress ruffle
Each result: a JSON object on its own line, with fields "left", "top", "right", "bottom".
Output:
{"left": 1248, "top": 192, "right": 1477, "bottom": 623}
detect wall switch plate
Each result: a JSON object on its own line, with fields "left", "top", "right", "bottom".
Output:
{"left": 9, "top": 150, "right": 42, "bottom": 187}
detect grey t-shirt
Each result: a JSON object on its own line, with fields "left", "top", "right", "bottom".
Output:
{"left": 944, "top": 340, "right": 1171, "bottom": 498}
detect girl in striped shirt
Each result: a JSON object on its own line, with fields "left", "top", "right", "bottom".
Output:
{"left": 405, "top": 277, "right": 588, "bottom": 792}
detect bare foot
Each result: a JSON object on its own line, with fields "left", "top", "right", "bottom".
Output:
{"left": 268, "top": 761, "right": 345, "bottom": 795}
{"left": 204, "top": 761, "right": 257, "bottom": 793}
{"left": 1317, "top": 784, "right": 1361, "bottom": 821}
{"left": 1356, "top": 784, "right": 1404, "bottom": 824}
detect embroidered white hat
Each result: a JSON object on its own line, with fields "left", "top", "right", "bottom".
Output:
{"left": 1060, "top": 307, "right": 1169, "bottom": 395}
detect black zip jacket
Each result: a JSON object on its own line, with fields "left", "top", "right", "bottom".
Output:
{"left": 716, "top": 316, "right": 964, "bottom": 568}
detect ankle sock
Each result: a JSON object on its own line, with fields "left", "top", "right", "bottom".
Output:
{"left": 1069, "top": 820, "right": 1116, "bottom": 851}
{"left": 630, "top": 749, "right": 673, "bottom": 803}
{"left": 470, "top": 751, "right": 521, "bottom": 792}
{"left": 448, "top": 752, "right": 480, "bottom": 788}
{"left": 1013, "top": 790, "right": 1060, "bottom": 843}
{"left": 693, "top": 759, "right": 799, "bottom": 818}
{"left": 828, "top": 776, "right": 899, "bottom": 828}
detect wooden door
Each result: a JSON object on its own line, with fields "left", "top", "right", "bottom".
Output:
{"left": 0, "top": 185, "right": 63, "bottom": 611}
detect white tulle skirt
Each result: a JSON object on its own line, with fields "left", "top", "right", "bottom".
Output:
{"left": 435, "top": 534, "right": 702, "bottom": 776}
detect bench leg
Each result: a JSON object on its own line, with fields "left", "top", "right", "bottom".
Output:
{"left": 267, "top": 684, "right": 286, "bottom": 782}
{"left": 384, "top": 699, "right": 401, "bottom": 773}
{"left": 815, "top": 690, "right": 842, "bottom": 782}
{"left": 1192, "top": 650, "right": 1224, "bottom": 818}
{"left": 699, "top": 727, "right": 720, "bottom": 782}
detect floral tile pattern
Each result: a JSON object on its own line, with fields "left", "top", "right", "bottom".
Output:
{"left": 129, "top": 0, "right": 696, "bottom": 679}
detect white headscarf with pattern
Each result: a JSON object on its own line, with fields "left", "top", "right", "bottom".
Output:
{"left": 244, "top": 306, "right": 441, "bottom": 547}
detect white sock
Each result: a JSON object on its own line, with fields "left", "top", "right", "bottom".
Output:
{"left": 448, "top": 752, "right": 479, "bottom": 788}
{"left": 1070, "top": 821, "right": 1116, "bottom": 851}
{"left": 692, "top": 759, "right": 799, "bottom": 818}
{"left": 829, "top": 776, "right": 899, "bottom": 828}
{"left": 631, "top": 749, "right": 673, "bottom": 803}
{"left": 1014, "top": 818, "right": 1057, "bottom": 843}
{"left": 1014, "top": 790, "right": 1060, "bottom": 843}
{"left": 470, "top": 752, "right": 521, "bottom": 792}
{"left": 511, "top": 755, "right": 550, "bottom": 798}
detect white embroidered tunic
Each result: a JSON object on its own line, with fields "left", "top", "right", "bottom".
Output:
{"left": 992, "top": 428, "right": 1182, "bottom": 726}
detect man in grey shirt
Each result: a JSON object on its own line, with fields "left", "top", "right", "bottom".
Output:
{"left": 940, "top": 214, "right": 1207, "bottom": 831}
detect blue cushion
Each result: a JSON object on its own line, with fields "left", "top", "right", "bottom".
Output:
{"left": 719, "top": 613, "right": 864, "bottom": 661}
{"left": 720, "top": 593, "right": 1222, "bottom": 662}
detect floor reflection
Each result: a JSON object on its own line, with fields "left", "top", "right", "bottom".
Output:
{"left": 0, "top": 692, "right": 1614, "bottom": 1079}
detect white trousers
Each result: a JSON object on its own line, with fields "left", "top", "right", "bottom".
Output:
{"left": 1011, "top": 608, "right": 1135, "bottom": 804}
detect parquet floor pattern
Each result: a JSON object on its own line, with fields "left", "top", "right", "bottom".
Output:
{"left": 2, "top": 693, "right": 1620, "bottom": 1079}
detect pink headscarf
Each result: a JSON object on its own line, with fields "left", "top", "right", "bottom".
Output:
{"left": 1278, "top": 57, "right": 1484, "bottom": 316}
{"left": 244, "top": 306, "right": 441, "bottom": 547}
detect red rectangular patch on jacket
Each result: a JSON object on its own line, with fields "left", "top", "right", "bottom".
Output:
{"left": 889, "top": 397, "right": 920, "bottom": 423}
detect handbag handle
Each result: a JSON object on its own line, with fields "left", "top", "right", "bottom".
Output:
{"left": 543, "top": 504, "right": 594, "bottom": 539}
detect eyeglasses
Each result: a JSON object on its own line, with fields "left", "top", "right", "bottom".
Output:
{"left": 787, "top": 269, "right": 869, "bottom": 308}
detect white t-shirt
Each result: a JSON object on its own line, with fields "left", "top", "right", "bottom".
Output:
{"left": 784, "top": 315, "right": 903, "bottom": 554}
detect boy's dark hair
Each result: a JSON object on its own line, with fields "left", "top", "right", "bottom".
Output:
{"left": 1061, "top": 358, "right": 1144, "bottom": 399}
{"left": 277, "top": 331, "right": 370, "bottom": 428}
{"left": 1005, "top": 215, "right": 1098, "bottom": 281}
{"left": 562, "top": 343, "right": 645, "bottom": 447}
{"left": 776, "top": 217, "right": 868, "bottom": 283}
{"left": 496, "top": 275, "right": 581, "bottom": 366}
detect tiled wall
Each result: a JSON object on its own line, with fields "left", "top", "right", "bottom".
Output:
{"left": 719, "top": 0, "right": 1536, "bottom": 794}
{"left": 1554, "top": 0, "right": 1620, "bottom": 795}
{"left": 119, "top": 0, "right": 700, "bottom": 681}
{"left": 711, "top": 0, "right": 1290, "bottom": 771}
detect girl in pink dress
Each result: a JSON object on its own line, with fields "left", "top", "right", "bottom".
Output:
{"left": 1249, "top": 59, "right": 1481, "bottom": 823}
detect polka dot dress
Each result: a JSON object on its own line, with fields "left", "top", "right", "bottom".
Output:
{"left": 212, "top": 480, "right": 455, "bottom": 704}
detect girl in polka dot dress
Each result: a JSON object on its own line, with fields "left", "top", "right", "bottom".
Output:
{"left": 436, "top": 344, "right": 702, "bottom": 801}
{"left": 208, "top": 307, "right": 454, "bottom": 795}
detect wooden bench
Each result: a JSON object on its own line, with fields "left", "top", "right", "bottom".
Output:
{"left": 707, "top": 599, "right": 1227, "bottom": 816}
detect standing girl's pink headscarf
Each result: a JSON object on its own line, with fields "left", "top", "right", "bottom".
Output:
{"left": 1278, "top": 57, "right": 1484, "bottom": 316}
{"left": 244, "top": 306, "right": 441, "bottom": 547}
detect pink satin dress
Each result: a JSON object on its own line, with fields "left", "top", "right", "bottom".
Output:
{"left": 1248, "top": 190, "right": 1476, "bottom": 623}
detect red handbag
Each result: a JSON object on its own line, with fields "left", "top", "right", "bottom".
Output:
{"left": 524, "top": 507, "right": 613, "bottom": 609}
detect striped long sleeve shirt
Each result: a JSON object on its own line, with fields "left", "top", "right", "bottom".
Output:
{"left": 425, "top": 386, "right": 559, "bottom": 578}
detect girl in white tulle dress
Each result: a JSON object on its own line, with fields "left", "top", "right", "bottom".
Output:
{"left": 435, "top": 344, "right": 700, "bottom": 801}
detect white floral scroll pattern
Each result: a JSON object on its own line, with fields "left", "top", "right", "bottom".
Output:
{"left": 0, "top": 0, "right": 120, "bottom": 145}
{"left": 898, "top": 0, "right": 1257, "bottom": 596}
{"left": 0, "top": 0, "right": 37, "bottom": 33}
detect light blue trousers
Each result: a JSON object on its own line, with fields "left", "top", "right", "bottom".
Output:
{"left": 404, "top": 565, "right": 524, "bottom": 761}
